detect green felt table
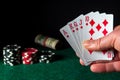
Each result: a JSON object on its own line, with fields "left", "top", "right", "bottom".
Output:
{"left": 0, "top": 48, "right": 120, "bottom": 80}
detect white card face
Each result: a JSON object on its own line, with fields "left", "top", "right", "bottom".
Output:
{"left": 73, "top": 14, "right": 85, "bottom": 62}
{"left": 60, "top": 11, "right": 114, "bottom": 66}
{"left": 87, "top": 14, "right": 114, "bottom": 62}
{"left": 67, "top": 17, "right": 82, "bottom": 53}
{"left": 82, "top": 11, "right": 99, "bottom": 41}
{"left": 91, "top": 14, "right": 113, "bottom": 39}
{"left": 67, "top": 14, "right": 86, "bottom": 63}
{"left": 82, "top": 12, "right": 114, "bottom": 63}
{"left": 59, "top": 25, "right": 81, "bottom": 57}
{"left": 82, "top": 12, "right": 101, "bottom": 64}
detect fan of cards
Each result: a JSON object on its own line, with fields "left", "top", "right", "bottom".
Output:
{"left": 60, "top": 11, "right": 114, "bottom": 66}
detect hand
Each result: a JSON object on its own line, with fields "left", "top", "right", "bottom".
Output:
{"left": 80, "top": 25, "right": 120, "bottom": 73}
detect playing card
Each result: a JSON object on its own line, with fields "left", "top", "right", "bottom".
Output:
{"left": 82, "top": 12, "right": 114, "bottom": 64}
{"left": 67, "top": 14, "right": 87, "bottom": 63}
{"left": 59, "top": 24, "right": 81, "bottom": 58}
{"left": 59, "top": 11, "right": 114, "bottom": 66}
{"left": 81, "top": 11, "right": 101, "bottom": 65}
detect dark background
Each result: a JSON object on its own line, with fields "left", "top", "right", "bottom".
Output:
{"left": 1, "top": 0, "right": 120, "bottom": 49}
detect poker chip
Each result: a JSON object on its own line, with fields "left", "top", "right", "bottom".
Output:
{"left": 22, "top": 48, "right": 38, "bottom": 65}
{"left": 3, "top": 44, "right": 22, "bottom": 66}
{"left": 38, "top": 50, "right": 56, "bottom": 63}
{"left": 2, "top": 44, "right": 56, "bottom": 66}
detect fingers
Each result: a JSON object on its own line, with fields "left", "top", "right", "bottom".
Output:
{"left": 83, "top": 25, "right": 120, "bottom": 51}
{"left": 80, "top": 25, "right": 120, "bottom": 73}
{"left": 83, "top": 33, "right": 115, "bottom": 51}
{"left": 80, "top": 58, "right": 120, "bottom": 73}
{"left": 90, "top": 61, "right": 120, "bottom": 73}
{"left": 79, "top": 59, "right": 84, "bottom": 65}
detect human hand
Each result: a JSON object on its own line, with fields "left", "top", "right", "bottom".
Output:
{"left": 80, "top": 25, "right": 120, "bottom": 73}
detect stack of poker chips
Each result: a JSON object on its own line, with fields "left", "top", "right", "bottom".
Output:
{"left": 22, "top": 48, "right": 38, "bottom": 65}
{"left": 3, "top": 44, "right": 56, "bottom": 66}
{"left": 21, "top": 48, "right": 56, "bottom": 64}
{"left": 39, "top": 50, "right": 55, "bottom": 63}
{"left": 3, "top": 44, "right": 22, "bottom": 66}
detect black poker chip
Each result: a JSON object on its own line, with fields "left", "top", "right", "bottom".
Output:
{"left": 39, "top": 50, "right": 55, "bottom": 63}
{"left": 3, "top": 44, "right": 22, "bottom": 66}
{"left": 32, "top": 50, "right": 56, "bottom": 64}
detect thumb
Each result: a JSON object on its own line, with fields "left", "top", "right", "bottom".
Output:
{"left": 83, "top": 33, "right": 115, "bottom": 51}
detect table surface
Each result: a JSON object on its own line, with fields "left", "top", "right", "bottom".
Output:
{"left": 0, "top": 48, "right": 120, "bottom": 80}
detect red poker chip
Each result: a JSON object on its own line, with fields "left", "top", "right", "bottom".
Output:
{"left": 22, "top": 52, "right": 33, "bottom": 56}
{"left": 22, "top": 55, "right": 31, "bottom": 60}
{"left": 22, "top": 56, "right": 33, "bottom": 64}
{"left": 25, "top": 48, "right": 38, "bottom": 54}
{"left": 21, "top": 48, "right": 38, "bottom": 65}
{"left": 23, "top": 60, "right": 33, "bottom": 64}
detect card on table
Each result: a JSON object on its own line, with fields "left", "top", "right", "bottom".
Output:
{"left": 59, "top": 11, "right": 114, "bottom": 66}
